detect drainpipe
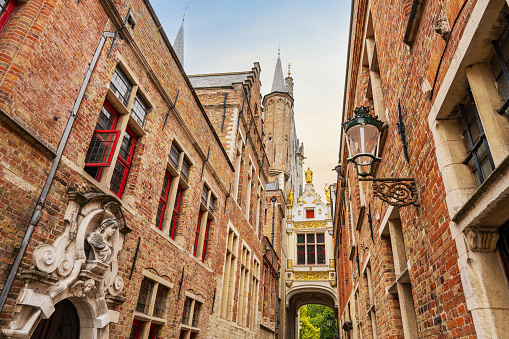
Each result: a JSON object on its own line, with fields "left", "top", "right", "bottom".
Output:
{"left": 275, "top": 271, "right": 280, "bottom": 337}
{"left": 271, "top": 196, "right": 277, "bottom": 245}
{"left": 0, "top": 31, "right": 115, "bottom": 312}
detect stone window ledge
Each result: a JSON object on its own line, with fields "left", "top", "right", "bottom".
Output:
{"left": 452, "top": 154, "right": 509, "bottom": 229}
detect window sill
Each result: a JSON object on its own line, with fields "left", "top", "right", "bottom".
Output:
{"left": 180, "top": 324, "right": 200, "bottom": 332}
{"left": 452, "top": 153, "right": 509, "bottom": 230}
{"left": 128, "top": 114, "right": 147, "bottom": 137}
{"left": 106, "top": 88, "right": 130, "bottom": 116}
{"left": 387, "top": 268, "right": 410, "bottom": 294}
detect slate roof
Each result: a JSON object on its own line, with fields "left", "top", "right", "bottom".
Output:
{"left": 188, "top": 72, "right": 250, "bottom": 88}
{"left": 271, "top": 55, "right": 287, "bottom": 93}
{"left": 173, "top": 23, "right": 184, "bottom": 66}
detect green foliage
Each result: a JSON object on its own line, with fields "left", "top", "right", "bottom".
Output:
{"left": 300, "top": 305, "right": 338, "bottom": 339}
{"left": 300, "top": 306, "right": 320, "bottom": 339}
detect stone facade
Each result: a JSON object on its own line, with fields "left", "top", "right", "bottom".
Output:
{"left": 335, "top": 0, "right": 509, "bottom": 338}
{"left": 0, "top": 1, "right": 303, "bottom": 339}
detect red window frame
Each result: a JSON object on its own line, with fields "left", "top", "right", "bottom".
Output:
{"left": 202, "top": 218, "right": 211, "bottom": 262}
{"left": 194, "top": 210, "right": 203, "bottom": 257}
{"left": 0, "top": 0, "right": 17, "bottom": 33}
{"left": 307, "top": 245, "right": 316, "bottom": 264}
{"left": 317, "top": 245, "right": 326, "bottom": 265}
{"left": 297, "top": 245, "right": 305, "bottom": 265}
{"left": 84, "top": 130, "right": 120, "bottom": 167}
{"left": 85, "top": 102, "right": 120, "bottom": 180}
{"left": 169, "top": 185, "right": 183, "bottom": 239}
{"left": 306, "top": 209, "right": 315, "bottom": 219}
{"left": 110, "top": 126, "right": 137, "bottom": 197}
{"left": 156, "top": 172, "right": 172, "bottom": 230}
{"left": 131, "top": 320, "right": 142, "bottom": 339}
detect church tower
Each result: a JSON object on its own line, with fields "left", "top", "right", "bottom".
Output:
{"left": 263, "top": 52, "right": 296, "bottom": 194}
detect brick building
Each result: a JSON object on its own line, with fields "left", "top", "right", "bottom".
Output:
{"left": 0, "top": 1, "right": 303, "bottom": 338}
{"left": 334, "top": 0, "right": 509, "bottom": 338}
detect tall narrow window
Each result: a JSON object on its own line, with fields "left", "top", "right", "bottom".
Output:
{"left": 255, "top": 179, "right": 262, "bottom": 235}
{"left": 233, "top": 137, "right": 243, "bottom": 201}
{"left": 238, "top": 246, "right": 251, "bottom": 326}
{"left": 490, "top": 27, "right": 509, "bottom": 114}
{"left": 131, "top": 94, "right": 148, "bottom": 127}
{"left": 159, "top": 141, "right": 190, "bottom": 240}
{"left": 459, "top": 95, "right": 495, "bottom": 186}
{"left": 250, "top": 260, "right": 260, "bottom": 329}
{"left": 180, "top": 293, "right": 204, "bottom": 339}
{"left": 156, "top": 171, "right": 172, "bottom": 230}
{"left": 84, "top": 103, "right": 121, "bottom": 180}
{"left": 110, "top": 126, "right": 137, "bottom": 197}
{"left": 110, "top": 66, "right": 132, "bottom": 106}
{"left": 221, "top": 228, "right": 238, "bottom": 320}
{"left": 194, "top": 184, "right": 215, "bottom": 262}
{"left": 245, "top": 163, "right": 254, "bottom": 219}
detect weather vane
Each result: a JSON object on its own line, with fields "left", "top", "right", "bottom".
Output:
{"left": 182, "top": 6, "right": 189, "bottom": 22}
{"left": 288, "top": 63, "right": 291, "bottom": 76}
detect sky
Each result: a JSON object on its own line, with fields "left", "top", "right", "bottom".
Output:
{"left": 150, "top": 0, "right": 350, "bottom": 197}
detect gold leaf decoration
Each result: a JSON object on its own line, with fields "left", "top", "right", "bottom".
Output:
{"left": 294, "top": 272, "right": 329, "bottom": 280}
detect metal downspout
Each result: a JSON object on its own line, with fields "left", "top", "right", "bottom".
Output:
{"left": 271, "top": 196, "right": 277, "bottom": 245}
{"left": 0, "top": 31, "right": 114, "bottom": 312}
{"left": 275, "top": 271, "right": 280, "bottom": 337}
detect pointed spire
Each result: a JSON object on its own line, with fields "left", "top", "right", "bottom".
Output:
{"left": 174, "top": 8, "right": 187, "bottom": 66}
{"left": 271, "top": 50, "right": 287, "bottom": 93}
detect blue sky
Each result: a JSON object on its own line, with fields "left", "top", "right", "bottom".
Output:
{"left": 150, "top": 0, "right": 350, "bottom": 195}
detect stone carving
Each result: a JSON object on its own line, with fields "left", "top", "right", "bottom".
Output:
{"left": 71, "top": 279, "right": 96, "bottom": 298}
{"left": 329, "top": 259, "right": 335, "bottom": 269}
{"left": 294, "top": 272, "right": 328, "bottom": 281}
{"left": 324, "top": 184, "right": 331, "bottom": 203}
{"left": 464, "top": 226, "right": 499, "bottom": 252}
{"left": 305, "top": 167, "right": 313, "bottom": 183}
{"left": 287, "top": 259, "right": 293, "bottom": 269}
{"left": 287, "top": 189, "right": 294, "bottom": 207}
{"left": 329, "top": 281, "right": 337, "bottom": 287}
{"left": 86, "top": 217, "right": 118, "bottom": 263}
{"left": 286, "top": 281, "right": 293, "bottom": 287}
{"left": 294, "top": 221, "right": 327, "bottom": 229}
{"left": 4, "top": 190, "right": 131, "bottom": 339}
{"left": 435, "top": 16, "right": 451, "bottom": 42}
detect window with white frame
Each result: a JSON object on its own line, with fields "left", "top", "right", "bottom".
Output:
{"left": 237, "top": 245, "right": 251, "bottom": 326}
{"left": 296, "top": 233, "right": 326, "bottom": 265}
{"left": 250, "top": 259, "right": 260, "bottom": 329}
{"left": 221, "top": 226, "right": 238, "bottom": 320}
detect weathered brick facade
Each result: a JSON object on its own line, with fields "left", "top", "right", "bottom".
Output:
{"left": 335, "top": 0, "right": 509, "bottom": 338}
{"left": 0, "top": 0, "right": 302, "bottom": 338}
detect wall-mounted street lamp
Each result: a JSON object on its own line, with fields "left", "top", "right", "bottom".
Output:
{"left": 327, "top": 314, "right": 334, "bottom": 327}
{"left": 343, "top": 106, "right": 418, "bottom": 207}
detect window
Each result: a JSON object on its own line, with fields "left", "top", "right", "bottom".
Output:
{"left": 498, "top": 221, "right": 509, "bottom": 285}
{"left": 0, "top": 0, "right": 17, "bottom": 33}
{"left": 306, "top": 209, "right": 315, "bottom": 219}
{"left": 296, "top": 233, "right": 325, "bottom": 265}
{"left": 221, "top": 227, "right": 239, "bottom": 320}
{"left": 233, "top": 137, "right": 244, "bottom": 201}
{"left": 131, "top": 94, "right": 148, "bottom": 127}
{"left": 254, "top": 178, "right": 263, "bottom": 235}
{"left": 459, "top": 94, "right": 495, "bottom": 186}
{"left": 250, "top": 259, "right": 260, "bottom": 329}
{"left": 110, "top": 126, "right": 137, "bottom": 197}
{"left": 382, "top": 211, "right": 418, "bottom": 338}
{"left": 84, "top": 103, "right": 121, "bottom": 179}
{"left": 110, "top": 66, "right": 132, "bottom": 106}
{"left": 238, "top": 245, "right": 251, "bottom": 326}
{"left": 245, "top": 162, "right": 254, "bottom": 219}
{"left": 132, "top": 272, "right": 173, "bottom": 339}
{"left": 490, "top": 27, "right": 509, "bottom": 115}
{"left": 364, "top": 264, "right": 378, "bottom": 339}
{"left": 157, "top": 141, "right": 190, "bottom": 239}
{"left": 84, "top": 63, "right": 151, "bottom": 199}
{"left": 180, "top": 292, "right": 204, "bottom": 339}
{"left": 193, "top": 184, "right": 215, "bottom": 262}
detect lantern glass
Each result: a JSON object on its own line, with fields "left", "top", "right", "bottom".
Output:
{"left": 326, "top": 315, "right": 333, "bottom": 327}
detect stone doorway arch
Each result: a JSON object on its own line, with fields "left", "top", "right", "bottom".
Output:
{"left": 285, "top": 286, "right": 338, "bottom": 339}
{"left": 31, "top": 299, "right": 79, "bottom": 339}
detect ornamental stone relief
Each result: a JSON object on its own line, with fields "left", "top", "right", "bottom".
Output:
{"left": 3, "top": 190, "right": 131, "bottom": 338}
{"left": 294, "top": 221, "right": 328, "bottom": 229}
{"left": 294, "top": 272, "right": 329, "bottom": 280}
{"left": 463, "top": 226, "right": 499, "bottom": 252}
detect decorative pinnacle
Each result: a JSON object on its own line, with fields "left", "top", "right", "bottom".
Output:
{"left": 288, "top": 63, "right": 291, "bottom": 76}
{"left": 182, "top": 6, "right": 188, "bottom": 22}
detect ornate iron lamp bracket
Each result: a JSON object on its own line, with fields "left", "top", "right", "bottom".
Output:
{"left": 359, "top": 177, "right": 419, "bottom": 207}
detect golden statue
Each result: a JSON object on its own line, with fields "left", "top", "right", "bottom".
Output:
{"left": 324, "top": 184, "right": 331, "bottom": 203}
{"left": 305, "top": 167, "right": 313, "bottom": 184}
{"left": 288, "top": 189, "right": 294, "bottom": 206}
